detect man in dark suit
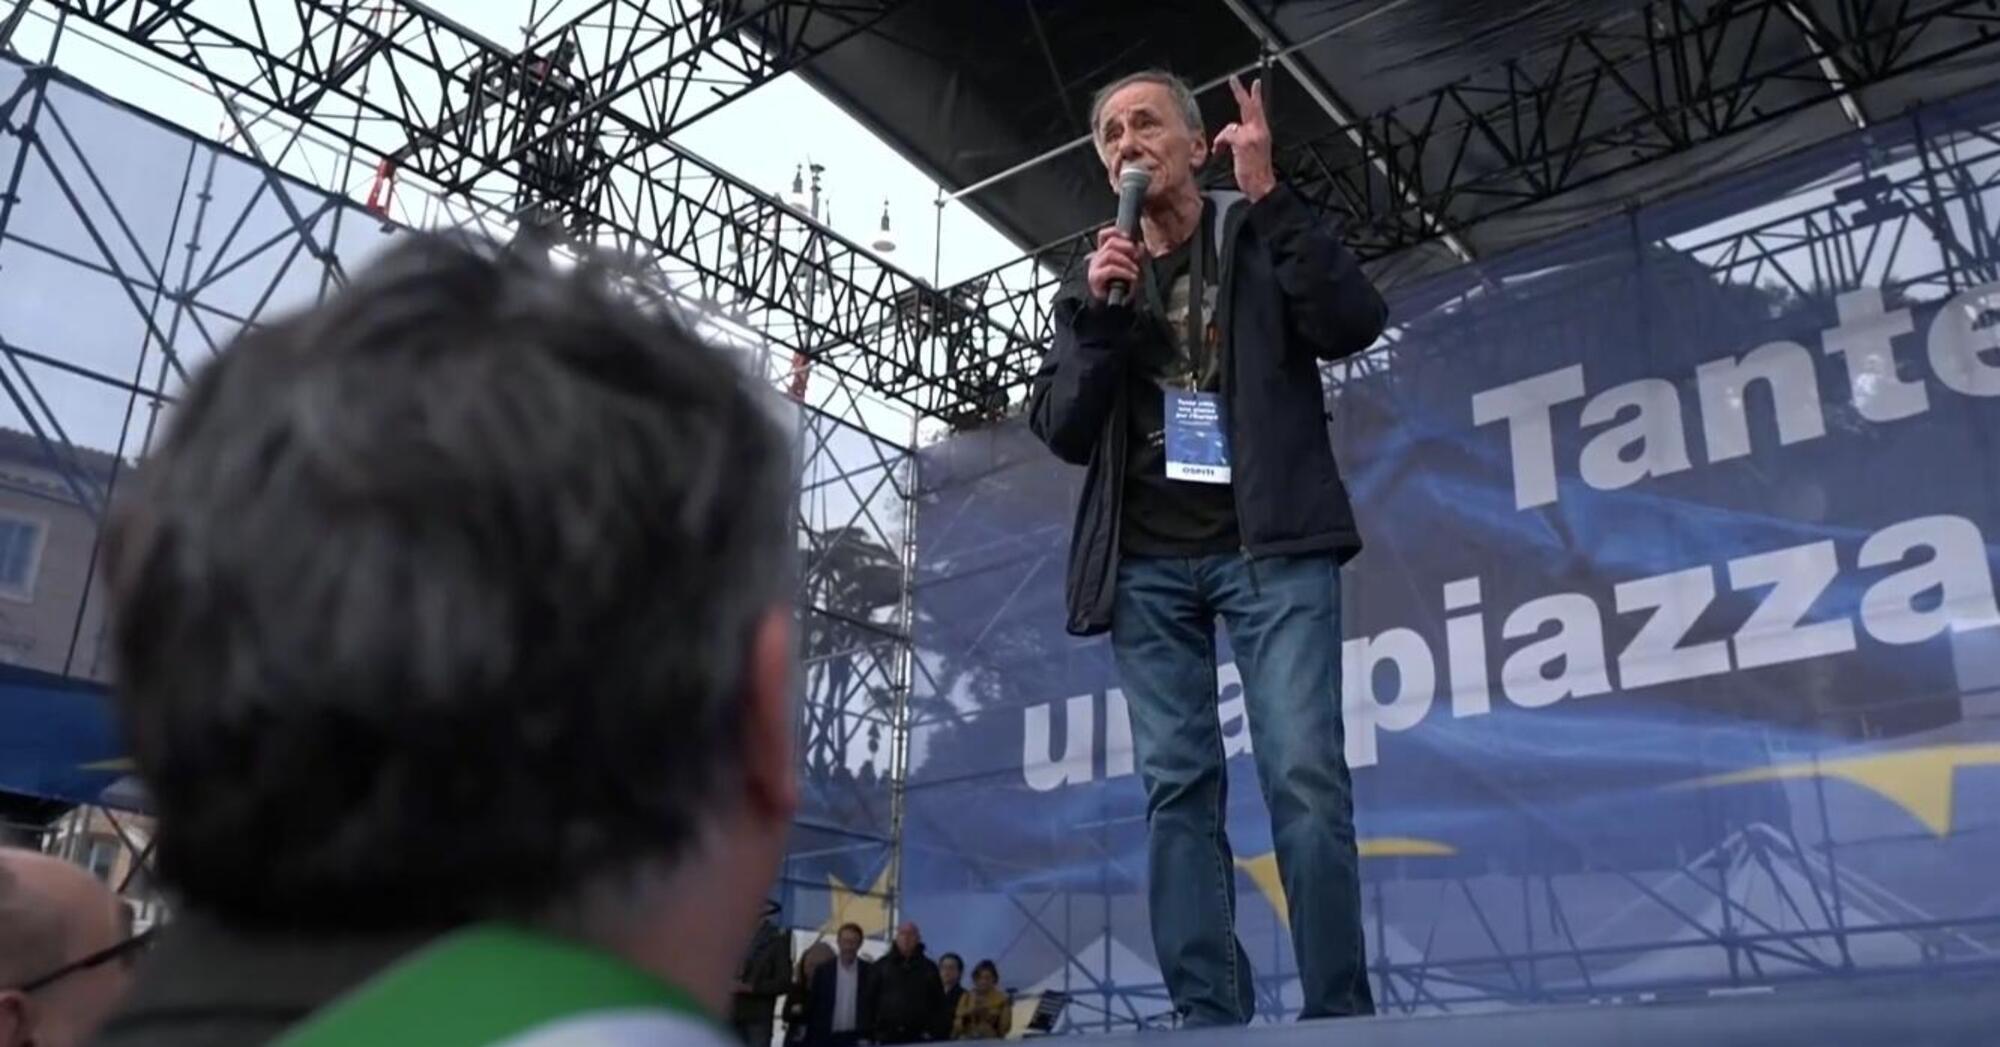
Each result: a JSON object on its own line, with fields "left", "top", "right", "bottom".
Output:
{"left": 807, "top": 923, "right": 874, "bottom": 1046}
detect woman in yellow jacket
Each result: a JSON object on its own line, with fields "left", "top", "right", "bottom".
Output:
{"left": 953, "top": 960, "right": 1011, "bottom": 1040}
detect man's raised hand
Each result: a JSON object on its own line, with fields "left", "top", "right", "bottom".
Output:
{"left": 1212, "top": 75, "right": 1277, "bottom": 202}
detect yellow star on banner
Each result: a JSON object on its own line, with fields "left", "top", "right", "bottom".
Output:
{"left": 823, "top": 863, "right": 895, "bottom": 938}
{"left": 1236, "top": 838, "right": 1455, "bottom": 925}
{"left": 1673, "top": 743, "right": 2000, "bottom": 837}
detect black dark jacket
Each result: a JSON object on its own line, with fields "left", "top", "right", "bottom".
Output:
{"left": 94, "top": 914, "right": 430, "bottom": 1047}
{"left": 934, "top": 984, "right": 965, "bottom": 1041}
{"left": 869, "top": 946, "right": 943, "bottom": 1043}
{"left": 807, "top": 956, "right": 876, "bottom": 1044}
{"left": 1028, "top": 183, "right": 1388, "bottom": 635}
{"left": 732, "top": 918, "right": 793, "bottom": 1027}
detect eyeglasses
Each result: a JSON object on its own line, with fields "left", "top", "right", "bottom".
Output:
{"left": 15, "top": 927, "right": 158, "bottom": 994}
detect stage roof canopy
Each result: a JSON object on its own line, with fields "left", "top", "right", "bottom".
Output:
{"left": 791, "top": 0, "right": 2000, "bottom": 288}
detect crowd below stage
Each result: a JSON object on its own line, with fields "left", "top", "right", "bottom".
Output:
{"left": 736, "top": 919, "right": 1013, "bottom": 1046}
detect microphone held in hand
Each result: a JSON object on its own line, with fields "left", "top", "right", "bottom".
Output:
{"left": 1106, "top": 165, "right": 1151, "bottom": 308}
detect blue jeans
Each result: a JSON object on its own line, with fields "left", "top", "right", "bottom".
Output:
{"left": 1111, "top": 553, "right": 1373, "bottom": 1025}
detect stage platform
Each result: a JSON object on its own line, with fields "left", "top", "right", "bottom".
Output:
{"left": 1042, "top": 972, "right": 2000, "bottom": 1045}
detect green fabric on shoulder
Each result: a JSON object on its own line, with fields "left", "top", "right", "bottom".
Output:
{"left": 276, "top": 923, "right": 717, "bottom": 1047}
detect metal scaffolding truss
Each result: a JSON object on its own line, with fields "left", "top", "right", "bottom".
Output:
{"left": 0, "top": 60, "right": 370, "bottom": 542}
{"left": 915, "top": 0, "right": 2000, "bottom": 417}
{"left": 794, "top": 393, "right": 914, "bottom": 817}
{"left": 44, "top": 0, "right": 1997, "bottom": 425}
{"left": 401, "top": 0, "right": 918, "bottom": 181}
{"left": 1284, "top": 0, "right": 2000, "bottom": 259}
{"left": 1339, "top": 83, "right": 2000, "bottom": 387}
{"left": 1669, "top": 112, "right": 2000, "bottom": 299}
{"left": 1354, "top": 820, "right": 2000, "bottom": 1012}
{"left": 32, "top": 0, "right": 1037, "bottom": 426}
{"left": 786, "top": 398, "right": 912, "bottom": 919}
{"left": 34, "top": 0, "right": 906, "bottom": 194}
{"left": 1001, "top": 817, "right": 2000, "bottom": 1026}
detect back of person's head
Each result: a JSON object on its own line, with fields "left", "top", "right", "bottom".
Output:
{"left": 103, "top": 235, "right": 798, "bottom": 932}
{"left": 797, "top": 941, "right": 834, "bottom": 985}
{"left": 0, "top": 848, "right": 134, "bottom": 1045}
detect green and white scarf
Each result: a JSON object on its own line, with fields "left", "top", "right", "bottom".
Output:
{"left": 277, "top": 924, "right": 738, "bottom": 1046}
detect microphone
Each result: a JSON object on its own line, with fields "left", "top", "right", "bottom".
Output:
{"left": 1106, "top": 165, "right": 1151, "bottom": 307}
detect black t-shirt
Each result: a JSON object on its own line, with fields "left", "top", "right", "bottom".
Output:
{"left": 1121, "top": 203, "right": 1240, "bottom": 557}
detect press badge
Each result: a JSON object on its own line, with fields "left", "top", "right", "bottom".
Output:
{"left": 1164, "top": 390, "right": 1231, "bottom": 484}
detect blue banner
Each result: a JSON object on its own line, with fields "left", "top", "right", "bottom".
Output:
{"left": 0, "top": 665, "right": 130, "bottom": 807}
{"left": 899, "top": 86, "right": 2000, "bottom": 1024}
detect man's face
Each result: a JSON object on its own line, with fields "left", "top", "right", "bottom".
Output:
{"left": 894, "top": 922, "right": 920, "bottom": 957}
{"left": 837, "top": 928, "right": 862, "bottom": 962}
{"left": 1095, "top": 81, "right": 1207, "bottom": 203}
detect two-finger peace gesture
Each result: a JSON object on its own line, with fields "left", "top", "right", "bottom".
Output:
{"left": 1211, "top": 76, "right": 1276, "bottom": 202}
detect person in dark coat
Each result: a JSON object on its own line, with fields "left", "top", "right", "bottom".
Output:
{"left": 806, "top": 923, "right": 874, "bottom": 1046}
{"left": 783, "top": 941, "right": 834, "bottom": 1044}
{"left": 868, "top": 921, "right": 942, "bottom": 1044}
{"left": 932, "top": 953, "right": 964, "bottom": 1041}
{"left": 732, "top": 907, "right": 792, "bottom": 1045}
{"left": 1028, "top": 69, "right": 1385, "bottom": 1029}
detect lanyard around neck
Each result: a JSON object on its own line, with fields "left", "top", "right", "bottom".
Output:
{"left": 1143, "top": 202, "right": 1209, "bottom": 387}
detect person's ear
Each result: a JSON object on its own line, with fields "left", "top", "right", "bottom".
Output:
{"left": 1190, "top": 131, "right": 1209, "bottom": 172}
{"left": 741, "top": 605, "right": 799, "bottom": 823}
{"left": 0, "top": 989, "right": 38, "bottom": 1047}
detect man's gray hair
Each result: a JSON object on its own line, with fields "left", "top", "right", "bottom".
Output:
{"left": 1089, "top": 69, "right": 1204, "bottom": 139}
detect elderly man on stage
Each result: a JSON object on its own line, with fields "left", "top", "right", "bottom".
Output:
{"left": 1028, "top": 69, "right": 1386, "bottom": 1027}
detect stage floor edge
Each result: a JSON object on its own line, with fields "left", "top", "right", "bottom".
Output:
{"left": 1028, "top": 971, "right": 2000, "bottom": 1046}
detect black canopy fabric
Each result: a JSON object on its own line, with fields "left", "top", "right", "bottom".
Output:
{"left": 780, "top": 0, "right": 2000, "bottom": 290}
